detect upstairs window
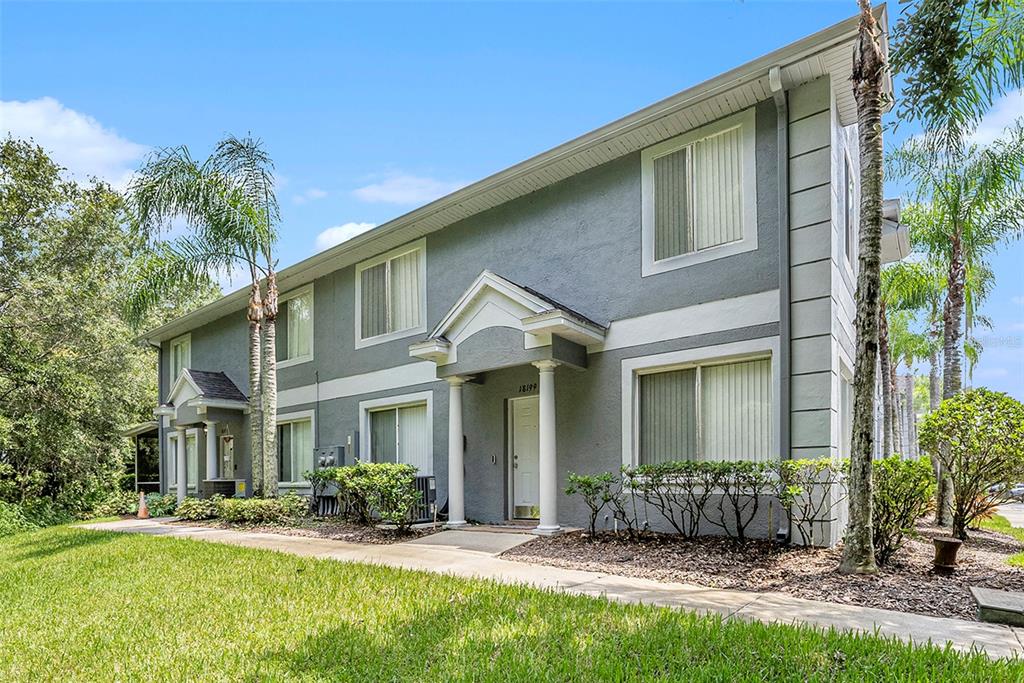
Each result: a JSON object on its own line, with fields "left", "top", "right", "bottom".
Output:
{"left": 282, "top": 286, "right": 313, "bottom": 364}
{"left": 355, "top": 239, "right": 426, "bottom": 347}
{"left": 641, "top": 109, "right": 757, "bottom": 276}
{"left": 169, "top": 334, "right": 191, "bottom": 383}
{"left": 638, "top": 357, "right": 772, "bottom": 464}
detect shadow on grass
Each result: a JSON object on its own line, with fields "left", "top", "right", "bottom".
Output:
{"left": 14, "top": 528, "right": 118, "bottom": 561}
{"left": 256, "top": 599, "right": 473, "bottom": 680}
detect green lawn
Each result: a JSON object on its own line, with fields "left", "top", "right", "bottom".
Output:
{"left": 980, "top": 514, "right": 1024, "bottom": 567}
{"left": 0, "top": 527, "right": 1019, "bottom": 681}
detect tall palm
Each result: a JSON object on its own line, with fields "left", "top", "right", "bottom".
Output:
{"left": 891, "top": 125, "right": 1024, "bottom": 403}
{"left": 887, "top": 309, "right": 930, "bottom": 456}
{"left": 878, "top": 261, "right": 935, "bottom": 456}
{"left": 124, "top": 135, "right": 280, "bottom": 497}
{"left": 840, "top": 0, "right": 887, "bottom": 576}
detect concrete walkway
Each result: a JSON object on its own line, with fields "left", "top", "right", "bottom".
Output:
{"left": 83, "top": 518, "right": 1023, "bottom": 660}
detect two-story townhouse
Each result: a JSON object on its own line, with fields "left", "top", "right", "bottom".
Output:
{"left": 141, "top": 7, "right": 907, "bottom": 545}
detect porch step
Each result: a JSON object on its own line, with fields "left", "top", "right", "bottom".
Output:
{"left": 970, "top": 586, "right": 1024, "bottom": 626}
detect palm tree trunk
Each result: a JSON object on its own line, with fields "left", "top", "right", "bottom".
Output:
{"left": 942, "top": 231, "right": 965, "bottom": 399}
{"left": 261, "top": 268, "right": 279, "bottom": 497}
{"left": 839, "top": 0, "right": 884, "bottom": 576}
{"left": 891, "top": 365, "right": 903, "bottom": 456}
{"left": 878, "top": 305, "right": 894, "bottom": 456}
{"left": 905, "top": 376, "right": 917, "bottom": 458}
{"left": 247, "top": 281, "right": 264, "bottom": 497}
{"left": 928, "top": 345, "right": 940, "bottom": 412}
{"left": 935, "top": 231, "right": 964, "bottom": 526}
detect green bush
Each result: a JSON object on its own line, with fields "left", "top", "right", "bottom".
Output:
{"left": 0, "top": 501, "right": 37, "bottom": 537}
{"left": 777, "top": 458, "right": 848, "bottom": 546}
{"left": 92, "top": 490, "right": 139, "bottom": 517}
{"left": 565, "top": 458, "right": 845, "bottom": 544}
{"left": 144, "top": 493, "right": 178, "bottom": 518}
{"left": 872, "top": 456, "right": 936, "bottom": 564}
{"left": 175, "top": 495, "right": 222, "bottom": 521}
{"left": 920, "top": 389, "right": 1024, "bottom": 539}
{"left": 565, "top": 472, "right": 616, "bottom": 537}
{"left": 215, "top": 492, "right": 308, "bottom": 525}
{"left": 331, "top": 461, "right": 422, "bottom": 531}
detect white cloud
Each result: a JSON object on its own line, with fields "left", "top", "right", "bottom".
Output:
{"left": 353, "top": 173, "right": 466, "bottom": 205}
{"left": 0, "top": 97, "right": 147, "bottom": 189}
{"left": 974, "top": 366, "right": 1010, "bottom": 379}
{"left": 969, "top": 90, "right": 1024, "bottom": 146}
{"left": 292, "top": 187, "right": 328, "bottom": 205}
{"left": 315, "top": 222, "right": 377, "bottom": 251}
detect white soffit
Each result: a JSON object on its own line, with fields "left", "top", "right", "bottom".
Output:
{"left": 142, "top": 8, "right": 886, "bottom": 344}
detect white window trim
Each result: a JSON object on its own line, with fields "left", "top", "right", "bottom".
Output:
{"left": 620, "top": 337, "right": 780, "bottom": 467}
{"left": 168, "top": 333, "right": 191, "bottom": 385}
{"left": 166, "top": 428, "right": 200, "bottom": 490}
{"left": 354, "top": 238, "right": 427, "bottom": 349}
{"left": 841, "top": 151, "right": 857, "bottom": 283}
{"left": 358, "top": 390, "right": 433, "bottom": 473}
{"left": 277, "top": 409, "right": 316, "bottom": 487}
{"left": 640, "top": 109, "right": 758, "bottom": 277}
{"left": 278, "top": 284, "right": 314, "bottom": 369}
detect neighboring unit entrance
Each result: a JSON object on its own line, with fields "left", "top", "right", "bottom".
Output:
{"left": 509, "top": 395, "right": 540, "bottom": 519}
{"left": 220, "top": 435, "right": 235, "bottom": 479}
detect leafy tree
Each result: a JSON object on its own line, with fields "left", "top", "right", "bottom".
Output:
{"left": 840, "top": 0, "right": 888, "bottom": 576}
{"left": 126, "top": 136, "right": 281, "bottom": 496}
{"left": 920, "top": 389, "right": 1024, "bottom": 540}
{"left": 0, "top": 138, "right": 214, "bottom": 513}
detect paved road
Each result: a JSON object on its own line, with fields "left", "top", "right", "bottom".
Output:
{"left": 82, "top": 518, "right": 1024, "bottom": 660}
{"left": 999, "top": 503, "right": 1024, "bottom": 529}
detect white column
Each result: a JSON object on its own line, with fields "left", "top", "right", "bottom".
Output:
{"left": 205, "top": 421, "right": 219, "bottom": 480}
{"left": 532, "top": 360, "right": 562, "bottom": 535}
{"left": 446, "top": 376, "right": 469, "bottom": 528}
{"left": 175, "top": 426, "right": 187, "bottom": 503}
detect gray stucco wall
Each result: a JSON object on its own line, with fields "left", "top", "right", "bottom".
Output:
{"left": 156, "top": 98, "right": 806, "bottom": 537}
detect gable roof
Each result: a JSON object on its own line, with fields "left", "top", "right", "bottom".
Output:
{"left": 140, "top": 6, "right": 890, "bottom": 346}
{"left": 186, "top": 370, "right": 248, "bottom": 402}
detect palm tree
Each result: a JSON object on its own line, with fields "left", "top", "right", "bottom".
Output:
{"left": 124, "top": 135, "right": 280, "bottom": 497}
{"left": 839, "top": 0, "right": 887, "bottom": 576}
{"left": 890, "top": 125, "right": 1024, "bottom": 404}
{"left": 891, "top": 0, "right": 1024, "bottom": 151}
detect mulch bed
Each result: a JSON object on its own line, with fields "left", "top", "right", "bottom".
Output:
{"left": 502, "top": 522, "right": 1024, "bottom": 621}
{"left": 170, "top": 517, "right": 442, "bottom": 545}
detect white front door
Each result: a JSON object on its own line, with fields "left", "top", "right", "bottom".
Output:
{"left": 511, "top": 396, "right": 540, "bottom": 519}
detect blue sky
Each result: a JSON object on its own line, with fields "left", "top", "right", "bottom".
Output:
{"left": 2, "top": 1, "right": 1021, "bottom": 398}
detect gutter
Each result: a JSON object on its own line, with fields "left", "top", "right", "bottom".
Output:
{"left": 770, "top": 66, "right": 791, "bottom": 464}
{"left": 138, "top": 10, "right": 880, "bottom": 345}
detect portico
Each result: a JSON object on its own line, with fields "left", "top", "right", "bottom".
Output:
{"left": 410, "top": 270, "right": 606, "bottom": 535}
{"left": 155, "top": 369, "right": 249, "bottom": 502}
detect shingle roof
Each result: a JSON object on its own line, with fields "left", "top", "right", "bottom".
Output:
{"left": 184, "top": 370, "right": 247, "bottom": 402}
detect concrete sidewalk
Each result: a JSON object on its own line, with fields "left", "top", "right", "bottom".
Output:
{"left": 83, "top": 518, "right": 1024, "bottom": 660}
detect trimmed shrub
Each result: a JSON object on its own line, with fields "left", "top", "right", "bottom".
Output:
{"left": 92, "top": 490, "right": 139, "bottom": 517}
{"left": 175, "top": 495, "right": 222, "bottom": 521}
{"left": 332, "top": 462, "right": 421, "bottom": 531}
{"left": 777, "top": 458, "right": 848, "bottom": 546}
{"left": 144, "top": 493, "right": 178, "bottom": 518}
{"left": 0, "top": 501, "right": 37, "bottom": 537}
{"left": 565, "top": 472, "right": 616, "bottom": 537}
{"left": 872, "top": 456, "right": 935, "bottom": 564}
{"left": 215, "top": 492, "right": 308, "bottom": 525}
{"left": 565, "top": 458, "right": 845, "bottom": 544}
{"left": 920, "top": 389, "right": 1024, "bottom": 539}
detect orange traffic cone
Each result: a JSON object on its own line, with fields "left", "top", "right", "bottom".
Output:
{"left": 137, "top": 491, "right": 149, "bottom": 519}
